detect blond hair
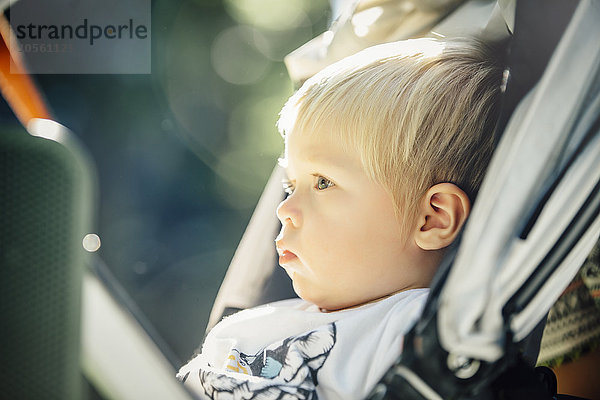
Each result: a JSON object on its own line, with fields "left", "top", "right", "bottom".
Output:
{"left": 277, "top": 37, "right": 504, "bottom": 226}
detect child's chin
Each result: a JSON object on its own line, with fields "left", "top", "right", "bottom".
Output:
{"left": 291, "top": 280, "right": 309, "bottom": 302}
{"left": 292, "top": 283, "right": 321, "bottom": 307}
{"left": 301, "top": 294, "right": 344, "bottom": 312}
{"left": 290, "top": 278, "right": 344, "bottom": 310}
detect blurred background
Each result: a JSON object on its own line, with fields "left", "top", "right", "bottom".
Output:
{"left": 1, "top": 0, "right": 329, "bottom": 367}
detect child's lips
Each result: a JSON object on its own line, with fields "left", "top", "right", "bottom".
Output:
{"left": 275, "top": 239, "right": 298, "bottom": 265}
{"left": 278, "top": 249, "right": 298, "bottom": 265}
{"left": 275, "top": 241, "right": 298, "bottom": 265}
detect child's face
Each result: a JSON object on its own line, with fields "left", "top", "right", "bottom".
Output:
{"left": 276, "top": 127, "right": 426, "bottom": 311}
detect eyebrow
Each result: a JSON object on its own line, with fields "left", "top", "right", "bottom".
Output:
{"left": 304, "top": 158, "right": 348, "bottom": 173}
{"left": 288, "top": 157, "right": 358, "bottom": 181}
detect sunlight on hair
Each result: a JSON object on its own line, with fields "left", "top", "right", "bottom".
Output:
{"left": 320, "top": 38, "right": 447, "bottom": 84}
{"left": 277, "top": 38, "right": 448, "bottom": 140}
{"left": 383, "top": 38, "right": 446, "bottom": 60}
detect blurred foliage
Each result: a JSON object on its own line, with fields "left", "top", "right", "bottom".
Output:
{"left": 30, "top": 0, "right": 329, "bottom": 365}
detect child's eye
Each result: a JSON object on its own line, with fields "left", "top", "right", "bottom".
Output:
{"left": 315, "top": 176, "right": 335, "bottom": 191}
{"left": 282, "top": 179, "right": 295, "bottom": 195}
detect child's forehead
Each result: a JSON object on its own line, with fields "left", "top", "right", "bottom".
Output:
{"left": 285, "top": 121, "right": 350, "bottom": 153}
{"left": 285, "top": 126, "right": 345, "bottom": 159}
{"left": 280, "top": 145, "right": 346, "bottom": 172}
{"left": 281, "top": 128, "right": 363, "bottom": 176}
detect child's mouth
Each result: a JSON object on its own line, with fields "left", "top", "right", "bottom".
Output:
{"left": 278, "top": 250, "right": 298, "bottom": 265}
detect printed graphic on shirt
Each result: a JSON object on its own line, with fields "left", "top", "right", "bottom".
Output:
{"left": 199, "top": 322, "right": 337, "bottom": 400}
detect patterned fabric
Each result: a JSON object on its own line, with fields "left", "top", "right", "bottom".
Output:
{"left": 178, "top": 289, "right": 429, "bottom": 400}
{"left": 537, "top": 238, "right": 600, "bottom": 367}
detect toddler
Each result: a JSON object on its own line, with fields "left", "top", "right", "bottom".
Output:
{"left": 178, "top": 37, "right": 503, "bottom": 400}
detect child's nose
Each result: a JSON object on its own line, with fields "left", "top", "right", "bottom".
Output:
{"left": 276, "top": 196, "right": 302, "bottom": 228}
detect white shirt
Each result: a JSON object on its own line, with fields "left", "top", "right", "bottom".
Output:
{"left": 178, "top": 288, "right": 429, "bottom": 400}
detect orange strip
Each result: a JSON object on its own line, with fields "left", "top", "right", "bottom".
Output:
{"left": 0, "top": 14, "right": 51, "bottom": 126}
{"left": 562, "top": 278, "right": 584, "bottom": 295}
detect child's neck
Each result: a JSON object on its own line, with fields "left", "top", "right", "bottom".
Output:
{"left": 318, "top": 286, "right": 427, "bottom": 313}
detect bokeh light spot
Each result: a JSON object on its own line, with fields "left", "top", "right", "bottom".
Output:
{"left": 82, "top": 233, "right": 101, "bottom": 252}
{"left": 225, "top": 0, "right": 307, "bottom": 31}
{"left": 211, "top": 25, "right": 270, "bottom": 85}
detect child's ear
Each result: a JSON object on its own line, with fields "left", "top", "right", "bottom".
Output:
{"left": 414, "top": 183, "right": 471, "bottom": 250}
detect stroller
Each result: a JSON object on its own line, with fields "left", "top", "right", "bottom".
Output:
{"left": 208, "top": 0, "right": 600, "bottom": 398}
